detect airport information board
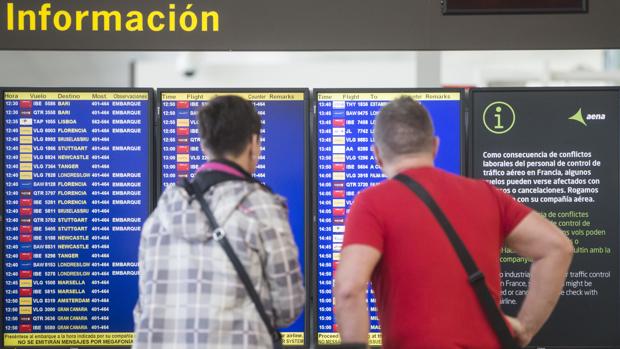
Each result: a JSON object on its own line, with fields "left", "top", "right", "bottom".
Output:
{"left": 158, "top": 90, "right": 308, "bottom": 346}
{"left": 314, "top": 90, "right": 462, "bottom": 345}
{"left": 470, "top": 88, "right": 620, "bottom": 347}
{"left": 2, "top": 90, "right": 153, "bottom": 347}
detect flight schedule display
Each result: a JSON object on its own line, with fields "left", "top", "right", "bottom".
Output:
{"left": 2, "top": 90, "right": 153, "bottom": 347}
{"left": 470, "top": 88, "right": 620, "bottom": 347}
{"left": 159, "top": 90, "right": 308, "bottom": 346}
{"left": 315, "top": 90, "right": 462, "bottom": 345}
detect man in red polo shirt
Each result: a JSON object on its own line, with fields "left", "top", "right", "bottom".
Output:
{"left": 334, "top": 97, "right": 573, "bottom": 348}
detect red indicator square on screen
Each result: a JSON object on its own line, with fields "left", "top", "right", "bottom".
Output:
{"left": 333, "top": 119, "right": 345, "bottom": 127}
{"left": 333, "top": 218, "right": 345, "bottom": 225}
{"left": 333, "top": 163, "right": 345, "bottom": 172}
{"left": 177, "top": 137, "right": 189, "bottom": 144}
{"left": 19, "top": 315, "right": 32, "bottom": 322}
{"left": 177, "top": 145, "right": 190, "bottom": 153}
{"left": 19, "top": 324, "right": 32, "bottom": 333}
{"left": 19, "top": 270, "right": 32, "bottom": 278}
{"left": 19, "top": 225, "right": 32, "bottom": 234}
{"left": 19, "top": 252, "right": 33, "bottom": 261}
{"left": 333, "top": 190, "right": 345, "bottom": 198}
{"left": 19, "top": 101, "right": 32, "bottom": 109}
{"left": 176, "top": 101, "right": 190, "bottom": 109}
{"left": 176, "top": 128, "right": 190, "bottom": 136}
{"left": 20, "top": 217, "right": 32, "bottom": 224}
{"left": 332, "top": 324, "right": 339, "bottom": 332}
{"left": 333, "top": 182, "right": 345, "bottom": 189}
{"left": 177, "top": 163, "right": 190, "bottom": 172}
{"left": 333, "top": 208, "right": 346, "bottom": 216}
{"left": 19, "top": 190, "right": 32, "bottom": 197}
{"left": 19, "top": 235, "right": 33, "bottom": 243}
{"left": 19, "top": 198, "right": 33, "bottom": 207}
{"left": 19, "top": 208, "right": 32, "bottom": 216}
{"left": 20, "top": 288, "right": 33, "bottom": 297}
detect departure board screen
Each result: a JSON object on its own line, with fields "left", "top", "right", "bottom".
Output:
{"left": 315, "top": 90, "right": 462, "bottom": 346}
{"left": 2, "top": 90, "right": 153, "bottom": 347}
{"left": 158, "top": 90, "right": 308, "bottom": 346}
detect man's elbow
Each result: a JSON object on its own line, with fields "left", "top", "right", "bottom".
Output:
{"left": 274, "top": 284, "right": 306, "bottom": 327}
{"left": 549, "top": 233, "right": 574, "bottom": 263}
{"left": 334, "top": 280, "right": 366, "bottom": 306}
{"left": 559, "top": 235, "right": 574, "bottom": 260}
{"left": 275, "top": 302, "right": 304, "bottom": 328}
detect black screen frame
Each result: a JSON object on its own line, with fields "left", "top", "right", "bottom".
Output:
{"left": 155, "top": 88, "right": 312, "bottom": 348}
{"left": 311, "top": 88, "right": 466, "bottom": 347}
{"left": 0, "top": 87, "right": 156, "bottom": 349}
{"left": 467, "top": 86, "right": 620, "bottom": 349}
{"left": 442, "top": 0, "right": 588, "bottom": 15}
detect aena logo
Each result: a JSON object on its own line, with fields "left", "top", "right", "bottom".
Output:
{"left": 568, "top": 108, "right": 606, "bottom": 127}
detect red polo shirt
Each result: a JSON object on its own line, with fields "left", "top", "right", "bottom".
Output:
{"left": 343, "top": 167, "right": 531, "bottom": 349}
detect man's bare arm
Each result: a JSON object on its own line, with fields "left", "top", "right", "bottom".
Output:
{"left": 505, "top": 211, "right": 574, "bottom": 346}
{"left": 334, "top": 244, "right": 382, "bottom": 344}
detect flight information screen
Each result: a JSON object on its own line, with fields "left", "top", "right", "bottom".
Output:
{"left": 315, "top": 91, "right": 462, "bottom": 346}
{"left": 2, "top": 90, "right": 152, "bottom": 347}
{"left": 159, "top": 90, "right": 308, "bottom": 346}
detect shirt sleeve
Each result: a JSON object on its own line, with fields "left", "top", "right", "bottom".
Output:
{"left": 343, "top": 189, "right": 385, "bottom": 253}
{"left": 487, "top": 183, "right": 533, "bottom": 237}
{"left": 133, "top": 206, "right": 162, "bottom": 329}
{"left": 246, "top": 190, "right": 305, "bottom": 328}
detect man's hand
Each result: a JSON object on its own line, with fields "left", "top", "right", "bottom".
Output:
{"left": 334, "top": 244, "right": 382, "bottom": 344}
{"left": 505, "top": 212, "right": 573, "bottom": 346}
{"left": 505, "top": 315, "right": 532, "bottom": 348}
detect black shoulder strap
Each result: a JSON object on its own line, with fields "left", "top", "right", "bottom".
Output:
{"left": 177, "top": 176, "right": 283, "bottom": 348}
{"left": 177, "top": 169, "right": 251, "bottom": 194}
{"left": 394, "top": 174, "right": 520, "bottom": 349}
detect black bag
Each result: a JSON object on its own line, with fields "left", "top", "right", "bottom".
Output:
{"left": 178, "top": 173, "right": 283, "bottom": 349}
{"left": 394, "top": 173, "right": 520, "bottom": 349}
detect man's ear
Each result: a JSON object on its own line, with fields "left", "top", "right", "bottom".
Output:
{"left": 432, "top": 137, "right": 440, "bottom": 158}
{"left": 200, "top": 143, "right": 211, "bottom": 160}
{"left": 250, "top": 134, "right": 260, "bottom": 160}
{"left": 372, "top": 144, "right": 384, "bottom": 169}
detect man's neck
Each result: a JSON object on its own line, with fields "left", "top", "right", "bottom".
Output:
{"left": 218, "top": 156, "right": 253, "bottom": 176}
{"left": 383, "top": 156, "right": 435, "bottom": 178}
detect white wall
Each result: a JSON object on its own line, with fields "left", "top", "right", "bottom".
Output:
{"left": 134, "top": 52, "right": 418, "bottom": 88}
{"left": 0, "top": 51, "right": 146, "bottom": 87}
{"left": 441, "top": 50, "right": 606, "bottom": 87}
{"left": 0, "top": 50, "right": 612, "bottom": 89}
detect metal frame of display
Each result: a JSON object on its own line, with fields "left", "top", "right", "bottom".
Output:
{"left": 154, "top": 88, "right": 312, "bottom": 349}
{"left": 0, "top": 87, "right": 156, "bottom": 349}
{"left": 442, "top": 0, "right": 588, "bottom": 15}
{"left": 310, "top": 88, "right": 466, "bottom": 347}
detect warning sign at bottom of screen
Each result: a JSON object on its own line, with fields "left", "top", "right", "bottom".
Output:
{"left": 4, "top": 333, "right": 134, "bottom": 347}
{"left": 4, "top": 332, "right": 304, "bottom": 347}
{"left": 318, "top": 332, "right": 382, "bottom": 346}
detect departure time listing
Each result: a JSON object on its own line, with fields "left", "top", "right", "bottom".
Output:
{"left": 3, "top": 92, "right": 151, "bottom": 347}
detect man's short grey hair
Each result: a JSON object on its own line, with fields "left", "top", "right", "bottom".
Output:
{"left": 373, "top": 96, "right": 435, "bottom": 162}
